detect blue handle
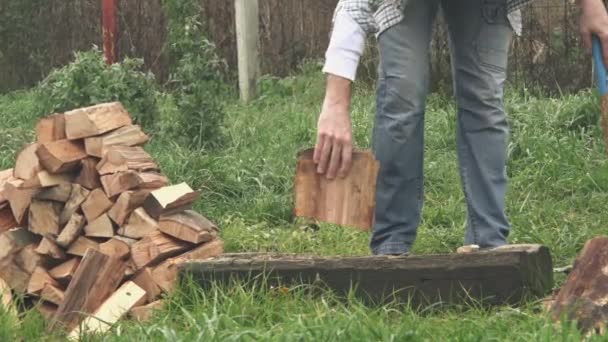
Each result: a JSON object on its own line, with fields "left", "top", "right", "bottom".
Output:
{"left": 593, "top": 36, "right": 608, "bottom": 95}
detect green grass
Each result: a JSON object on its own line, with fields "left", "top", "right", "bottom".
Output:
{"left": 1, "top": 65, "right": 607, "bottom": 340}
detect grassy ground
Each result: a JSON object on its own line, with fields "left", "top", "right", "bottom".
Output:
{"left": 0, "top": 65, "right": 607, "bottom": 340}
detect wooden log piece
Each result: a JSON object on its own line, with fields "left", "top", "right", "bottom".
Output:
{"left": 107, "top": 190, "right": 149, "bottom": 225}
{"left": 138, "top": 172, "right": 169, "bottom": 190}
{"left": 59, "top": 184, "right": 89, "bottom": 226}
{"left": 130, "top": 230, "right": 192, "bottom": 269}
{"left": 143, "top": 183, "right": 199, "bottom": 220}
{"left": 36, "top": 139, "right": 87, "bottom": 174}
{"left": 41, "top": 283, "right": 65, "bottom": 306}
{"left": 49, "top": 258, "right": 81, "bottom": 283}
{"left": 129, "top": 300, "right": 165, "bottom": 322}
{"left": 36, "top": 237, "right": 66, "bottom": 261}
{"left": 84, "top": 125, "right": 149, "bottom": 158}
{"left": 99, "top": 237, "right": 130, "bottom": 260}
{"left": 3, "top": 179, "right": 36, "bottom": 224}
{"left": 0, "top": 204, "right": 19, "bottom": 232}
{"left": 56, "top": 214, "right": 85, "bottom": 248}
{"left": 67, "top": 237, "right": 100, "bottom": 257}
{"left": 49, "top": 248, "right": 127, "bottom": 331}
{"left": 28, "top": 200, "right": 62, "bottom": 236}
{"left": 34, "top": 184, "right": 73, "bottom": 202}
{"left": 0, "top": 257, "right": 31, "bottom": 293}
{"left": 0, "top": 169, "right": 14, "bottom": 205}
{"left": 27, "top": 266, "right": 59, "bottom": 295}
{"left": 100, "top": 171, "right": 142, "bottom": 198}
{"left": 81, "top": 188, "right": 113, "bottom": 222}
{"left": 36, "top": 113, "right": 66, "bottom": 143}
{"left": 0, "top": 227, "right": 39, "bottom": 261}
{"left": 14, "top": 143, "right": 41, "bottom": 180}
{"left": 96, "top": 145, "right": 158, "bottom": 175}
{"left": 132, "top": 267, "right": 162, "bottom": 303}
{"left": 74, "top": 157, "right": 101, "bottom": 190}
{"left": 159, "top": 210, "right": 218, "bottom": 244}
{"left": 64, "top": 102, "right": 133, "bottom": 140}
{"left": 84, "top": 214, "right": 114, "bottom": 238}
{"left": 37, "top": 303, "right": 58, "bottom": 320}
{"left": 0, "top": 276, "right": 14, "bottom": 312}
{"left": 21, "top": 171, "right": 73, "bottom": 189}
{"left": 117, "top": 207, "right": 159, "bottom": 239}
{"left": 15, "top": 244, "right": 46, "bottom": 274}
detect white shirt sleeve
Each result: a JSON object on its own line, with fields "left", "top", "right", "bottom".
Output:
{"left": 322, "top": 10, "right": 366, "bottom": 82}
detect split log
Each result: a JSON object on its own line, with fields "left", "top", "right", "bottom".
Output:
{"left": 130, "top": 231, "right": 192, "bottom": 269}
{"left": 28, "top": 200, "right": 62, "bottom": 236}
{"left": 84, "top": 125, "right": 149, "bottom": 158}
{"left": 41, "top": 283, "right": 65, "bottom": 306}
{"left": 34, "top": 184, "right": 73, "bottom": 202}
{"left": 15, "top": 244, "right": 46, "bottom": 274}
{"left": 36, "top": 237, "right": 66, "bottom": 260}
{"left": 68, "top": 281, "right": 145, "bottom": 337}
{"left": 143, "top": 183, "right": 199, "bottom": 220}
{"left": 67, "top": 237, "right": 100, "bottom": 257}
{"left": 21, "top": 171, "right": 73, "bottom": 189}
{"left": 36, "top": 113, "right": 66, "bottom": 143}
{"left": 124, "top": 259, "right": 137, "bottom": 278}
{"left": 138, "top": 172, "right": 169, "bottom": 190}
{"left": 84, "top": 214, "right": 114, "bottom": 238}
{"left": 99, "top": 237, "right": 130, "bottom": 260}
{"left": 3, "top": 179, "right": 36, "bottom": 224}
{"left": 49, "top": 258, "right": 80, "bottom": 283}
{"left": 551, "top": 237, "right": 608, "bottom": 333}
{"left": 81, "top": 188, "right": 113, "bottom": 222}
{"left": 96, "top": 146, "right": 158, "bottom": 175}
{"left": 0, "top": 258, "right": 31, "bottom": 293}
{"left": 100, "top": 171, "right": 142, "bottom": 198}
{"left": 117, "top": 207, "right": 158, "bottom": 239}
{"left": 56, "top": 214, "right": 85, "bottom": 248}
{"left": 113, "top": 235, "right": 137, "bottom": 246}
{"left": 159, "top": 210, "right": 218, "bottom": 244}
{"left": 0, "top": 169, "right": 14, "bottom": 205}
{"left": 0, "top": 277, "right": 14, "bottom": 312}
{"left": 294, "top": 149, "right": 379, "bottom": 231}
{"left": 14, "top": 143, "right": 41, "bottom": 180}
{"left": 129, "top": 300, "right": 165, "bottom": 322}
{"left": 27, "top": 266, "right": 59, "bottom": 295}
{"left": 59, "top": 184, "right": 89, "bottom": 226}
{"left": 50, "top": 248, "right": 127, "bottom": 331}
{"left": 64, "top": 102, "right": 133, "bottom": 140}
{"left": 0, "top": 204, "right": 18, "bottom": 232}
{"left": 107, "top": 190, "right": 149, "bottom": 225}
{"left": 0, "top": 227, "right": 39, "bottom": 261}
{"left": 131, "top": 267, "right": 162, "bottom": 303}
{"left": 74, "top": 157, "right": 101, "bottom": 190}
{"left": 36, "top": 140, "right": 87, "bottom": 173}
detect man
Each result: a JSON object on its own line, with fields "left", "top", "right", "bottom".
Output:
{"left": 314, "top": 0, "right": 608, "bottom": 255}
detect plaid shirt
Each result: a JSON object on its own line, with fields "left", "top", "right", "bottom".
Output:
{"left": 335, "top": 0, "right": 534, "bottom": 35}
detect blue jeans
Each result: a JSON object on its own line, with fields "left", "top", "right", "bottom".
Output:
{"left": 371, "top": 0, "right": 515, "bottom": 255}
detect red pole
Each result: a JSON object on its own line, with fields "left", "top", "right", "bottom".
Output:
{"left": 101, "top": 0, "right": 118, "bottom": 64}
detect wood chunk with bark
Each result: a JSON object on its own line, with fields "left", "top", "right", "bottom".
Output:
{"left": 0, "top": 227, "right": 39, "bottom": 261}
{"left": 0, "top": 169, "right": 14, "bottom": 205}
{"left": 107, "top": 190, "right": 149, "bottom": 225}
{"left": 74, "top": 157, "right": 101, "bottom": 189}
{"left": 64, "top": 102, "right": 133, "bottom": 140}
{"left": 143, "top": 183, "right": 200, "bottom": 220}
{"left": 34, "top": 184, "right": 72, "bottom": 202}
{"left": 36, "top": 237, "right": 66, "bottom": 260}
{"left": 41, "top": 283, "right": 65, "bottom": 306}
{"left": 4, "top": 179, "right": 36, "bottom": 224}
{"left": 56, "top": 214, "right": 85, "bottom": 248}
{"left": 27, "top": 266, "right": 59, "bottom": 295}
{"left": 132, "top": 267, "right": 162, "bottom": 303}
{"left": 85, "top": 125, "right": 149, "bottom": 158}
{"left": 59, "top": 184, "right": 89, "bottom": 226}
{"left": 0, "top": 257, "right": 31, "bottom": 293}
{"left": 36, "top": 139, "right": 87, "bottom": 173}
{"left": 130, "top": 231, "right": 192, "bottom": 269}
{"left": 14, "top": 143, "right": 41, "bottom": 180}
{"left": 97, "top": 146, "right": 158, "bottom": 175}
{"left": 99, "top": 237, "right": 130, "bottom": 260}
{"left": 294, "top": 149, "right": 379, "bottom": 231}
{"left": 21, "top": 170, "right": 73, "bottom": 189}
{"left": 28, "top": 200, "right": 62, "bottom": 236}
{"left": 49, "top": 258, "right": 80, "bottom": 283}
{"left": 159, "top": 210, "right": 218, "bottom": 244}
{"left": 81, "top": 188, "right": 113, "bottom": 222}
{"left": 138, "top": 172, "right": 169, "bottom": 190}
{"left": 36, "top": 113, "right": 66, "bottom": 143}
{"left": 68, "top": 281, "right": 145, "bottom": 337}
{"left": 130, "top": 300, "right": 165, "bottom": 322}
{"left": 49, "top": 248, "right": 127, "bottom": 331}
{"left": 66, "top": 237, "right": 100, "bottom": 257}
{"left": 15, "top": 244, "right": 47, "bottom": 274}
{"left": 0, "top": 204, "right": 18, "bottom": 232}
{"left": 551, "top": 237, "right": 608, "bottom": 333}
{"left": 100, "top": 171, "right": 142, "bottom": 198}
{"left": 84, "top": 214, "right": 114, "bottom": 238}
{"left": 117, "top": 207, "right": 159, "bottom": 239}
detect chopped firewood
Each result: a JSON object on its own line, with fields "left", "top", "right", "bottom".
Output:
{"left": 68, "top": 281, "right": 145, "bottom": 337}
{"left": 84, "top": 214, "right": 114, "bottom": 238}
{"left": 15, "top": 244, "right": 46, "bottom": 274}
{"left": 101, "top": 171, "right": 142, "bottom": 198}
{"left": 117, "top": 207, "right": 159, "bottom": 239}
{"left": 81, "top": 188, "right": 113, "bottom": 222}
{"left": 36, "top": 237, "right": 66, "bottom": 260}
{"left": 124, "top": 258, "right": 137, "bottom": 278}
{"left": 36, "top": 113, "right": 66, "bottom": 143}
{"left": 3, "top": 179, "right": 36, "bottom": 224}
{"left": 49, "top": 258, "right": 80, "bottom": 283}
{"left": 34, "top": 184, "right": 73, "bottom": 202}
{"left": 67, "top": 237, "right": 100, "bottom": 257}
{"left": 64, "top": 102, "right": 133, "bottom": 140}
{"left": 152, "top": 239, "right": 224, "bottom": 293}
{"left": 138, "top": 172, "right": 169, "bottom": 190}
{"left": 74, "top": 157, "right": 101, "bottom": 189}
{"left": 36, "top": 139, "right": 87, "bottom": 174}
{"left": 59, "top": 184, "right": 89, "bottom": 226}
{"left": 28, "top": 200, "right": 62, "bottom": 236}
{"left": 0, "top": 257, "right": 30, "bottom": 293}
{"left": 159, "top": 210, "right": 218, "bottom": 244}
{"left": 0, "top": 169, "right": 14, "bottom": 205}
{"left": 132, "top": 267, "right": 162, "bottom": 303}
{"left": 107, "top": 190, "right": 149, "bottom": 225}
{"left": 143, "top": 183, "right": 200, "bottom": 220}
{"left": 0, "top": 227, "right": 39, "bottom": 261}
{"left": 50, "top": 249, "right": 127, "bottom": 331}
{"left": 0, "top": 204, "right": 19, "bottom": 232}
{"left": 99, "top": 237, "right": 130, "bottom": 260}
{"left": 56, "top": 214, "right": 85, "bottom": 248}
{"left": 0, "top": 277, "right": 14, "bottom": 311}
{"left": 129, "top": 300, "right": 165, "bottom": 322}
{"left": 41, "top": 284, "right": 65, "bottom": 306}
{"left": 85, "top": 125, "right": 149, "bottom": 158}
{"left": 131, "top": 231, "right": 192, "bottom": 269}
{"left": 113, "top": 235, "right": 137, "bottom": 246}
{"left": 97, "top": 146, "right": 158, "bottom": 175}
{"left": 21, "top": 170, "right": 73, "bottom": 189}
{"left": 37, "top": 302, "right": 58, "bottom": 320}
{"left": 14, "top": 143, "right": 41, "bottom": 180}
{"left": 27, "top": 266, "right": 59, "bottom": 295}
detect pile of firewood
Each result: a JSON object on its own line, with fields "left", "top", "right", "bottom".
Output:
{"left": 0, "top": 102, "right": 224, "bottom": 335}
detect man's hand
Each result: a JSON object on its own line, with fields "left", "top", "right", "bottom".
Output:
{"left": 314, "top": 75, "right": 354, "bottom": 180}
{"left": 579, "top": 0, "right": 608, "bottom": 66}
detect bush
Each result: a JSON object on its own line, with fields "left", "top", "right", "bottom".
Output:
{"left": 37, "top": 47, "right": 158, "bottom": 129}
